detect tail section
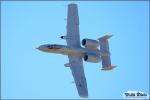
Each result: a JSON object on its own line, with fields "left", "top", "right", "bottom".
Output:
{"left": 98, "top": 35, "right": 116, "bottom": 71}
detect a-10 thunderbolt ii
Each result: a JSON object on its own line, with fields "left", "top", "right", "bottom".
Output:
{"left": 37, "top": 3, "right": 116, "bottom": 98}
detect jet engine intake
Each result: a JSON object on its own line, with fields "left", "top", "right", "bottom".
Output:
{"left": 82, "top": 39, "right": 99, "bottom": 49}
{"left": 84, "top": 54, "right": 101, "bottom": 63}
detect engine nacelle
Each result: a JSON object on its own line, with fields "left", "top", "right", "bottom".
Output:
{"left": 84, "top": 54, "right": 101, "bottom": 63}
{"left": 82, "top": 38, "right": 99, "bottom": 49}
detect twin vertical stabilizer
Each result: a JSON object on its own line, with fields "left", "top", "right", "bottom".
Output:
{"left": 98, "top": 35, "right": 116, "bottom": 70}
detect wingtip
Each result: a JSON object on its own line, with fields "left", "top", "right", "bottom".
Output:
{"left": 79, "top": 94, "right": 88, "bottom": 99}
{"left": 101, "top": 65, "right": 117, "bottom": 71}
{"left": 80, "top": 96, "right": 88, "bottom": 99}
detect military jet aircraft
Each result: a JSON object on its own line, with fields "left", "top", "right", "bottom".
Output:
{"left": 37, "top": 3, "right": 115, "bottom": 98}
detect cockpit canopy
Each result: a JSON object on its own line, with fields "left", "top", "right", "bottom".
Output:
{"left": 37, "top": 44, "right": 66, "bottom": 52}
{"left": 43, "top": 44, "right": 64, "bottom": 49}
{"left": 46, "top": 44, "right": 62, "bottom": 49}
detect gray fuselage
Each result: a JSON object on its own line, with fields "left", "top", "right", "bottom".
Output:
{"left": 37, "top": 44, "right": 100, "bottom": 57}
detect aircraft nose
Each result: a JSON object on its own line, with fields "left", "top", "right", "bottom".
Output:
{"left": 36, "top": 47, "right": 39, "bottom": 49}
{"left": 36, "top": 47, "right": 40, "bottom": 50}
{"left": 36, "top": 46, "right": 43, "bottom": 50}
{"left": 36, "top": 45, "right": 48, "bottom": 51}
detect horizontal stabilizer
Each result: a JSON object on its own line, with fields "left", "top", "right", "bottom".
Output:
{"left": 98, "top": 34, "right": 115, "bottom": 71}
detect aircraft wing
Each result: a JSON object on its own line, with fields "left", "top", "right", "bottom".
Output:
{"left": 66, "top": 4, "right": 80, "bottom": 47}
{"left": 66, "top": 4, "right": 88, "bottom": 98}
{"left": 68, "top": 55, "right": 88, "bottom": 98}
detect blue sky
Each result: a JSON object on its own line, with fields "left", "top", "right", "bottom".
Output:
{"left": 1, "top": 1, "right": 149, "bottom": 99}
